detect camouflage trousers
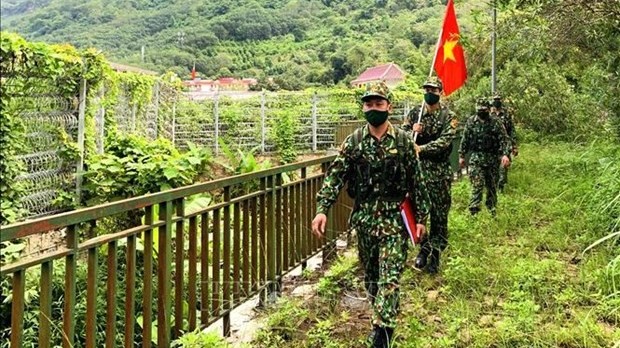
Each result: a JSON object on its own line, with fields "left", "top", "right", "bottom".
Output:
{"left": 469, "top": 161, "right": 500, "bottom": 214}
{"left": 357, "top": 231, "right": 408, "bottom": 329}
{"left": 419, "top": 178, "right": 451, "bottom": 253}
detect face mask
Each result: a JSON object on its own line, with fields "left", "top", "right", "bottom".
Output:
{"left": 364, "top": 110, "right": 389, "bottom": 127}
{"left": 424, "top": 92, "right": 440, "bottom": 105}
{"left": 477, "top": 110, "right": 490, "bottom": 118}
{"left": 493, "top": 100, "right": 502, "bottom": 108}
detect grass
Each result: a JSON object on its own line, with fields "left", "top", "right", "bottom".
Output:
{"left": 253, "top": 141, "right": 619, "bottom": 347}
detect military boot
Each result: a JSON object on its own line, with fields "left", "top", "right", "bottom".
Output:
{"left": 367, "top": 326, "right": 386, "bottom": 348}
{"left": 414, "top": 248, "right": 430, "bottom": 270}
{"left": 385, "top": 327, "right": 394, "bottom": 347}
{"left": 426, "top": 249, "right": 440, "bottom": 274}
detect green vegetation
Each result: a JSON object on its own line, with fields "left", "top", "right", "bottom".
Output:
{"left": 2, "top": 0, "right": 618, "bottom": 142}
{"left": 255, "top": 141, "right": 620, "bottom": 347}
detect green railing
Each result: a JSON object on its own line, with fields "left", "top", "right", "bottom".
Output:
{"left": 1, "top": 155, "right": 350, "bottom": 348}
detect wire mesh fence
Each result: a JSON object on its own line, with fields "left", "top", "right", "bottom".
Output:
{"left": 169, "top": 90, "right": 412, "bottom": 154}
{"left": 4, "top": 77, "right": 81, "bottom": 218}
{"left": 8, "top": 77, "right": 413, "bottom": 220}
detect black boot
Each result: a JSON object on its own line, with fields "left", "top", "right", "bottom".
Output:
{"left": 414, "top": 248, "right": 430, "bottom": 270}
{"left": 385, "top": 327, "right": 394, "bottom": 347}
{"left": 427, "top": 249, "right": 440, "bottom": 274}
{"left": 367, "top": 326, "right": 384, "bottom": 348}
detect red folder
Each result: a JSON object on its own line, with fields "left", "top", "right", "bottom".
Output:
{"left": 400, "top": 195, "right": 421, "bottom": 245}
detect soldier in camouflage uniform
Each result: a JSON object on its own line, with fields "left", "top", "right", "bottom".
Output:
{"left": 401, "top": 77, "right": 457, "bottom": 274}
{"left": 312, "top": 82, "right": 430, "bottom": 348}
{"left": 490, "top": 94, "right": 518, "bottom": 191}
{"left": 458, "top": 99, "right": 511, "bottom": 216}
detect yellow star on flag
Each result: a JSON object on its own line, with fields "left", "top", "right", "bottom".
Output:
{"left": 443, "top": 35, "right": 459, "bottom": 63}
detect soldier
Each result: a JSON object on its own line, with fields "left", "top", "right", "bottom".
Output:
{"left": 490, "top": 94, "right": 518, "bottom": 191}
{"left": 458, "top": 99, "right": 511, "bottom": 216}
{"left": 401, "top": 77, "right": 457, "bottom": 274}
{"left": 311, "top": 82, "right": 430, "bottom": 348}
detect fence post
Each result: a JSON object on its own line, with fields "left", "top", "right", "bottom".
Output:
{"left": 76, "top": 78, "right": 87, "bottom": 202}
{"left": 171, "top": 101, "right": 176, "bottom": 147}
{"left": 214, "top": 91, "right": 220, "bottom": 156}
{"left": 131, "top": 104, "right": 137, "bottom": 133}
{"left": 311, "top": 92, "right": 318, "bottom": 152}
{"left": 267, "top": 174, "right": 277, "bottom": 303}
{"left": 260, "top": 90, "right": 266, "bottom": 153}
{"left": 153, "top": 82, "right": 160, "bottom": 139}
{"left": 96, "top": 85, "right": 105, "bottom": 154}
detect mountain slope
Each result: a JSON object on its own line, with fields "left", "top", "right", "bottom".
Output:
{"left": 1, "top": 0, "right": 483, "bottom": 87}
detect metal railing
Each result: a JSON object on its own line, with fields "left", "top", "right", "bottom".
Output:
{"left": 1, "top": 155, "right": 350, "bottom": 348}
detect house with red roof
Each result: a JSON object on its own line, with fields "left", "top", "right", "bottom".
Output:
{"left": 350, "top": 62, "right": 406, "bottom": 88}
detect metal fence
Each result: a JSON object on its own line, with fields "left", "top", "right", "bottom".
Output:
{"left": 170, "top": 91, "right": 412, "bottom": 154}
{"left": 4, "top": 75, "right": 85, "bottom": 219}
{"left": 10, "top": 76, "right": 412, "bottom": 220}
{"left": 0, "top": 155, "right": 348, "bottom": 347}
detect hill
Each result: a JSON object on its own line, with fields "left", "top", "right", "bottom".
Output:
{"left": 1, "top": 0, "right": 484, "bottom": 88}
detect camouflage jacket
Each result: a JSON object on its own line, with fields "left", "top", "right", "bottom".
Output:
{"left": 492, "top": 108, "right": 517, "bottom": 148}
{"left": 402, "top": 104, "right": 458, "bottom": 181}
{"left": 316, "top": 123, "right": 430, "bottom": 236}
{"left": 459, "top": 114, "right": 511, "bottom": 165}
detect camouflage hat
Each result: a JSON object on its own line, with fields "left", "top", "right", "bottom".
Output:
{"left": 476, "top": 98, "right": 491, "bottom": 109}
{"left": 493, "top": 93, "right": 502, "bottom": 100}
{"left": 361, "top": 81, "right": 393, "bottom": 102}
{"left": 421, "top": 77, "right": 443, "bottom": 91}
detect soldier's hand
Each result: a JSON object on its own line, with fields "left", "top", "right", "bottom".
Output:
{"left": 459, "top": 157, "right": 466, "bottom": 169}
{"left": 311, "top": 213, "right": 327, "bottom": 238}
{"left": 501, "top": 155, "right": 511, "bottom": 168}
{"left": 413, "top": 123, "right": 423, "bottom": 133}
{"left": 416, "top": 224, "right": 426, "bottom": 238}
{"left": 512, "top": 147, "right": 519, "bottom": 157}
{"left": 414, "top": 144, "right": 421, "bottom": 156}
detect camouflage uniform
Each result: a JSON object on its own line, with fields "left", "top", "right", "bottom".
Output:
{"left": 401, "top": 77, "right": 457, "bottom": 273}
{"left": 316, "top": 84, "right": 430, "bottom": 332}
{"left": 402, "top": 98, "right": 457, "bottom": 256}
{"left": 491, "top": 95, "right": 517, "bottom": 190}
{"left": 459, "top": 99, "right": 511, "bottom": 215}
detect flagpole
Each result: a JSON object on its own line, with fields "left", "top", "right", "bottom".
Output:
{"left": 413, "top": 9, "right": 446, "bottom": 144}
{"left": 491, "top": 0, "right": 497, "bottom": 95}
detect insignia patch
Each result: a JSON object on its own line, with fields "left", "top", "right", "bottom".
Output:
{"left": 450, "top": 118, "right": 459, "bottom": 128}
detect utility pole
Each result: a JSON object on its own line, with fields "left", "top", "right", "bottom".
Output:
{"left": 491, "top": 0, "right": 497, "bottom": 95}
{"left": 141, "top": 45, "right": 145, "bottom": 63}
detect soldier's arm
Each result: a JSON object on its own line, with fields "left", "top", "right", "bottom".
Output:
{"left": 406, "top": 141, "right": 430, "bottom": 225}
{"left": 418, "top": 110, "right": 457, "bottom": 155}
{"left": 316, "top": 137, "right": 352, "bottom": 215}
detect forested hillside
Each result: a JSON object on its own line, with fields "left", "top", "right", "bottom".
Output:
{"left": 1, "top": 0, "right": 491, "bottom": 88}
{"left": 2, "top": 0, "right": 619, "bottom": 139}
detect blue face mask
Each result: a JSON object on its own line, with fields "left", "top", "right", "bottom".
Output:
{"left": 364, "top": 110, "right": 389, "bottom": 127}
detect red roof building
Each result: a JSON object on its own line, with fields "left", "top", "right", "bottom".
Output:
{"left": 350, "top": 62, "right": 406, "bottom": 88}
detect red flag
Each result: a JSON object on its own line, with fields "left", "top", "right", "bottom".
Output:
{"left": 400, "top": 195, "right": 421, "bottom": 245}
{"left": 191, "top": 62, "right": 196, "bottom": 80}
{"left": 433, "top": 0, "right": 467, "bottom": 96}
